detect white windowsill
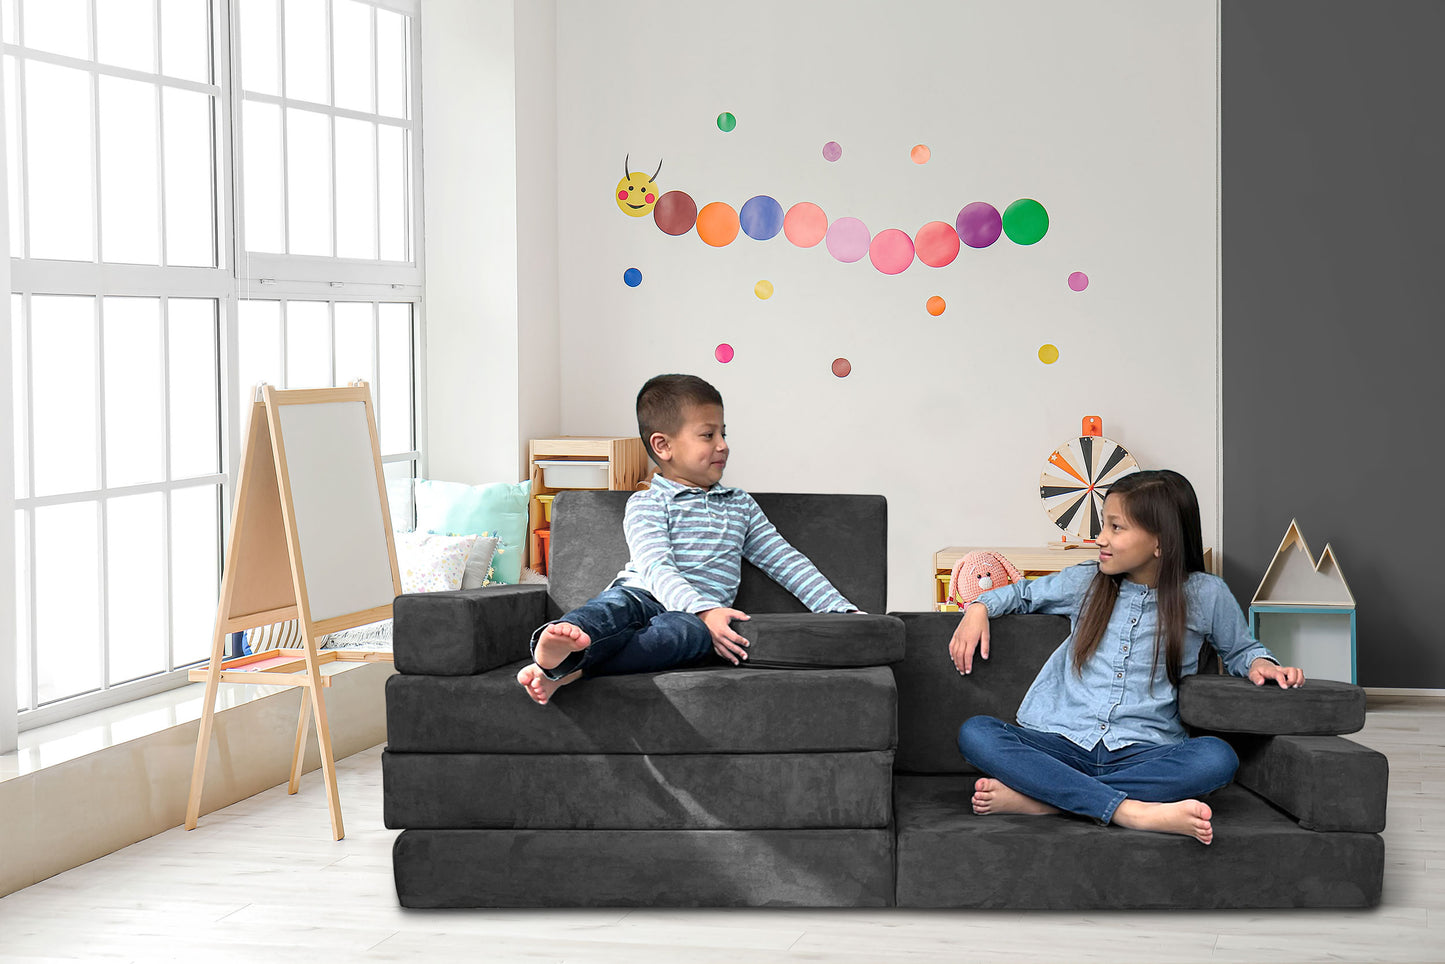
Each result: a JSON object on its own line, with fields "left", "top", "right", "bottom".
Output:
{"left": 0, "top": 660, "right": 372, "bottom": 783}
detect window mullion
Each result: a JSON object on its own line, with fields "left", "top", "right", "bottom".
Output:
{"left": 93, "top": 296, "right": 111, "bottom": 692}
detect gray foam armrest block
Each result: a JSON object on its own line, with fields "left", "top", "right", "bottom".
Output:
{"left": 392, "top": 584, "right": 554, "bottom": 676}
{"left": 1224, "top": 733, "right": 1388, "bottom": 833}
{"left": 1179, "top": 674, "right": 1366, "bottom": 735}
{"left": 735, "top": 613, "right": 905, "bottom": 668}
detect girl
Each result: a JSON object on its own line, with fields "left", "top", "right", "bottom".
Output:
{"left": 949, "top": 469, "right": 1304, "bottom": 845}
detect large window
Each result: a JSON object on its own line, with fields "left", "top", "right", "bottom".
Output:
{"left": 5, "top": 0, "right": 422, "bottom": 729}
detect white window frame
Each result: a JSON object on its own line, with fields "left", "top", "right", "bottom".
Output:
{"left": 4, "top": 0, "right": 426, "bottom": 738}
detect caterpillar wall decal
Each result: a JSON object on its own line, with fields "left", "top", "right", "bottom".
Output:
{"left": 615, "top": 155, "right": 1051, "bottom": 276}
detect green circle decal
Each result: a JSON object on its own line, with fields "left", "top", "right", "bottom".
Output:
{"left": 717, "top": 112, "right": 737, "bottom": 132}
{"left": 1002, "top": 198, "right": 1049, "bottom": 245}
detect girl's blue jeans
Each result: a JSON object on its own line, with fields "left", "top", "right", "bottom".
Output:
{"left": 957, "top": 715, "right": 1239, "bottom": 824}
{"left": 531, "top": 586, "right": 714, "bottom": 681}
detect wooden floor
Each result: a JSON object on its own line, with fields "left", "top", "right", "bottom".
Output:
{"left": 0, "top": 696, "right": 1440, "bottom": 963}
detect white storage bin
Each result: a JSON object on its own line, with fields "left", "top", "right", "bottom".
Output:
{"left": 536, "top": 460, "right": 610, "bottom": 489}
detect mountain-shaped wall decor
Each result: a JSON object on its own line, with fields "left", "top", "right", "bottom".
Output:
{"left": 1251, "top": 519, "right": 1355, "bottom": 608}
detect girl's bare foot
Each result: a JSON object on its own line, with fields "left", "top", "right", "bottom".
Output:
{"left": 534, "top": 622, "right": 591, "bottom": 674}
{"left": 1112, "top": 798, "right": 1214, "bottom": 845}
{"left": 515, "top": 663, "right": 581, "bottom": 705}
{"left": 971, "top": 777, "right": 1060, "bottom": 816}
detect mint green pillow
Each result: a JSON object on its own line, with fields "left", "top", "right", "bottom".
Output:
{"left": 414, "top": 479, "right": 530, "bottom": 584}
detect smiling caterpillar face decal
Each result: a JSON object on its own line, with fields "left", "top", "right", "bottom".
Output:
{"left": 615, "top": 155, "right": 663, "bottom": 217}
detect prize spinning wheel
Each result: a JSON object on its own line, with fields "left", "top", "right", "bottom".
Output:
{"left": 1040, "top": 416, "right": 1139, "bottom": 542}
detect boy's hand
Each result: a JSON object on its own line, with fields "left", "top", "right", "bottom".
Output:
{"left": 701, "top": 607, "right": 750, "bottom": 665}
{"left": 949, "top": 603, "right": 990, "bottom": 675}
{"left": 1250, "top": 658, "right": 1304, "bottom": 688}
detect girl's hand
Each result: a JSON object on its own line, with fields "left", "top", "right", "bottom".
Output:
{"left": 1249, "top": 658, "right": 1304, "bottom": 688}
{"left": 701, "top": 607, "right": 750, "bottom": 665}
{"left": 949, "top": 603, "right": 990, "bottom": 675}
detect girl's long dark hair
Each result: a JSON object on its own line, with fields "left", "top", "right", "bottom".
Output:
{"left": 1070, "top": 470, "right": 1206, "bottom": 687}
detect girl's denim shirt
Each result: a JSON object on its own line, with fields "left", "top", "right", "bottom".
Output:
{"left": 973, "top": 562, "right": 1276, "bottom": 750}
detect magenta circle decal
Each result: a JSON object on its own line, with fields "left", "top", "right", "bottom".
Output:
{"left": 869, "top": 229, "right": 915, "bottom": 275}
{"left": 1068, "top": 271, "right": 1089, "bottom": 291}
{"left": 715, "top": 343, "right": 734, "bottom": 364}
{"left": 914, "top": 221, "right": 961, "bottom": 268}
{"left": 822, "top": 141, "right": 842, "bottom": 162}
{"left": 956, "top": 202, "right": 1002, "bottom": 249}
{"left": 739, "top": 195, "right": 785, "bottom": 241}
{"left": 825, "top": 217, "right": 871, "bottom": 263}
{"left": 784, "top": 202, "right": 828, "bottom": 247}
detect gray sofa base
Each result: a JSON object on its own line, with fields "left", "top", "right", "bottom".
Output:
{"left": 393, "top": 828, "right": 895, "bottom": 908}
{"left": 894, "top": 777, "right": 1384, "bottom": 909}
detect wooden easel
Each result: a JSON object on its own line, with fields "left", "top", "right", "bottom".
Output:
{"left": 185, "top": 383, "right": 401, "bottom": 840}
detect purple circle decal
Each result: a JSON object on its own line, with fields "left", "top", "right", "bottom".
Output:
{"left": 1068, "top": 271, "right": 1089, "bottom": 291}
{"left": 956, "top": 202, "right": 1002, "bottom": 249}
{"left": 823, "top": 141, "right": 842, "bottom": 162}
{"left": 739, "top": 195, "right": 784, "bottom": 241}
{"left": 825, "top": 217, "right": 871, "bottom": 263}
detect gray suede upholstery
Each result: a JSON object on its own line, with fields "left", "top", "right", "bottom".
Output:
{"left": 383, "top": 750, "right": 894, "bottom": 829}
{"left": 384, "top": 492, "right": 1386, "bottom": 909}
{"left": 736, "top": 613, "right": 905, "bottom": 668}
{"left": 385, "top": 662, "right": 897, "bottom": 754}
{"left": 1180, "top": 673, "right": 1367, "bottom": 735}
{"left": 387, "top": 491, "right": 901, "bottom": 908}
{"left": 394, "top": 829, "right": 895, "bottom": 908}
{"left": 894, "top": 777, "right": 1384, "bottom": 909}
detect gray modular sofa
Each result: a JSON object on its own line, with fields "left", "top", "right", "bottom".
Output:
{"left": 384, "top": 492, "right": 1385, "bottom": 909}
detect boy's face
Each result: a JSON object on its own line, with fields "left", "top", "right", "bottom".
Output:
{"left": 652, "top": 403, "right": 728, "bottom": 488}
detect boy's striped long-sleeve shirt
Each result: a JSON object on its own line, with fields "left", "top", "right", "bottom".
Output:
{"left": 611, "top": 475, "right": 856, "bottom": 614}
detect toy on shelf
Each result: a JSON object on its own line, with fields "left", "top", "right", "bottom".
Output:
{"left": 1249, "top": 519, "right": 1357, "bottom": 683}
{"left": 1039, "top": 415, "right": 1139, "bottom": 544}
{"left": 948, "top": 550, "right": 1024, "bottom": 608}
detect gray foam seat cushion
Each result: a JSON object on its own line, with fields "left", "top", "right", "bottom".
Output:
{"left": 1178, "top": 674, "right": 1367, "bottom": 735}
{"left": 383, "top": 749, "right": 894, "bottom": 830}
{"left": 385, "top": 662, "right": 898, "bottom": 755}
{"left": 893, "top": 776, "right": 1384, "bottom": 909}
{"left": 393, "top": 828, "right": 896, "bottom": 908}
{"left": 736, "top": 613, "right": 905, "bottom": 668}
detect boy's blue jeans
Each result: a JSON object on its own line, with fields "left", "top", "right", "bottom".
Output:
{"left": 531, "top": 586, "right": 714, "bottom": 681}
{"left": 957, "top": 715, "right": 1238, "bottom": 824}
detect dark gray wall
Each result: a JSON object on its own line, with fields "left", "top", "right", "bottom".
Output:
{"left": 1222, "top": 1, "right": 1445, "bottom": 687}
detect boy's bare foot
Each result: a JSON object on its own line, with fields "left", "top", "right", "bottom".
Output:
{"left": 971, "top": 777, "right": 1060, "bottom": 816}
{"left": 516, "top": 663, "right": 582, "bottom": 705}
{"left": 534, "top": 621, "right": 591, "bottom": 673}
{"left": 1112, "top": 798, "right": 1214, "bottom": 845}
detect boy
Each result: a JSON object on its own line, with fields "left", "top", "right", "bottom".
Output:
{"left": 517, "top": 373, "right": 858, "bottom": 704}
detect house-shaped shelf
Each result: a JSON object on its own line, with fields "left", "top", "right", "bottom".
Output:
{"left": 1249, "top": 520, "right": 1357, "bottom": 683}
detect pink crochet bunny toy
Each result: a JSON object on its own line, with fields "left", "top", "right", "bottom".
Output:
{"left": 949, "top": 550, "right": 1024, "bottom": 608}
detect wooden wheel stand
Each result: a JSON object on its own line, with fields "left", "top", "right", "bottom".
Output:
{"left": 185, "top": 383, "right": 400, "bottom": 840}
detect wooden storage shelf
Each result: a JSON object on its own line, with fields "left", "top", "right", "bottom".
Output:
{"left": 526, "top": 436, "right": 651, "bottom": 573}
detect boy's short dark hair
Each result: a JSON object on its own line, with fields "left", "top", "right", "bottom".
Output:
{"left": 636, "top": 374, "right": 724, "bottom": 461}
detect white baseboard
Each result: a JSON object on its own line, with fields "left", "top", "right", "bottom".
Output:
{"left": 1365, "top": 687, "right": 1445, "bottom": 698}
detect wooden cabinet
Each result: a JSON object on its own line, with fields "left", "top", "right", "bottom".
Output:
{"left": 526, "top": 436, "right": 651, "bottom": 573}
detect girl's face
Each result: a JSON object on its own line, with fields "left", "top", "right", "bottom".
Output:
{"left": 1096, "top": 493, "right": 1162, "bottom": 586}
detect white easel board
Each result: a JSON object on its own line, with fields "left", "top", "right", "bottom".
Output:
{"left": 186, "top": 383, "right": 401, "bottom": 839}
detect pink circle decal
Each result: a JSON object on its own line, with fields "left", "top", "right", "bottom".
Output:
{"left": 823, "top": 141, "right": 842, "bottom": 162}
{"left": 825, "top": 217, "right": 871, "bottom": 263}
{"left": 783, "top": 202, "right": 827, "bottom": 247}
{"left": 715, "top": 343, "right": 734, "bottom": 364}
{"left": 832, "top": 357, "right": 852, "bottom": 378}
{"left": 914, "top": 221, "right": 961, "bottom": 268}
{"left": 869, "top": 229, "right": 915, "bottom": 275}
{"left": 1068, "top": 271, "right": 1089, "bottom": 291}
{"left": 957, "top": 201, "right": 1003, "bottom": 248}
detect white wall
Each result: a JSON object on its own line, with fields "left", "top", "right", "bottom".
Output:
{"left": 420, "top": 0, "right": 524, "bottom": 483}
{"left": 551, "top": 0, "right": 1219, "bottom": 610}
